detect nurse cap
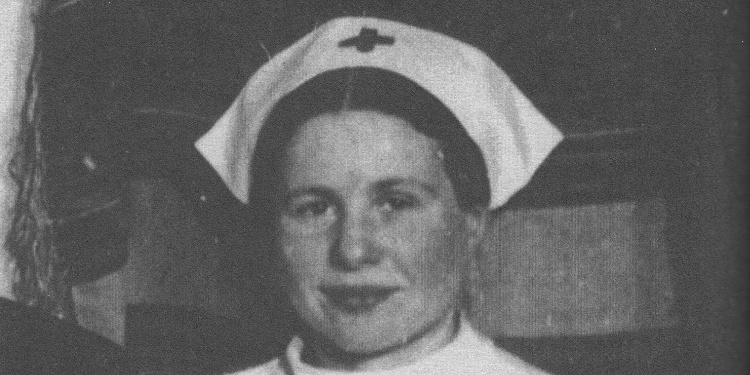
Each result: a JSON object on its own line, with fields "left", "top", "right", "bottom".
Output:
{"left": 195, "top": 16, "right": 563, "bottom": 209}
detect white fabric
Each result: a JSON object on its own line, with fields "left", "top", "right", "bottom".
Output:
{"left": 196, "top": 16, "right": 563, "bottom": 209}
{"left": 227, "top": 318, "right": 550, "bottom": 375}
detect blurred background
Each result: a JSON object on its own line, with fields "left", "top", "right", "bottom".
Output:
{"left": 17, "top": 0, "right": 747, "bottom": 373}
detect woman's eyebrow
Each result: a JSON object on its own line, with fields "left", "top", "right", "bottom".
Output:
{"left": 373, "top": 178, "right": 438, "bottom": 197}
{"left": 282, "top": 186, "right": 335, "bottom": 201}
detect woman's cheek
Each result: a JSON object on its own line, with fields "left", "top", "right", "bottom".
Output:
{"left": 280, "top": 229, "right": 330, "bottom": 286}
{"left": 280, "top": 235, "right": 329, "bottom": 319}
{"left": 386, "top": 209, "right": 461, "bottom": 282}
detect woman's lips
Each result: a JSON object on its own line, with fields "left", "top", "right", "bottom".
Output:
{"left": 321, "top": 285, "right": 400, "bottom": 313}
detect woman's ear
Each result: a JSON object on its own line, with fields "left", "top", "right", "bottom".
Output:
{"left": 464, "top": 208, "right": 488, "bottom": 251}
{"left": 460, "top": 208, "right": 488, "bottom": 314}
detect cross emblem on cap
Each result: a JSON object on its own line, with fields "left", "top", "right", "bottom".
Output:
{"left": 338, "top": 27, "right": 395, "bottom": 53}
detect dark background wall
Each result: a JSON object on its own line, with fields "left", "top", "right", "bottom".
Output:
{"left": 39, "top": 1, "right": 747, "bottom": 374}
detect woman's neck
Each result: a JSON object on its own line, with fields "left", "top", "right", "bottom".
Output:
{"left": 302, "top": 310, "right": 460, "bottom": 371}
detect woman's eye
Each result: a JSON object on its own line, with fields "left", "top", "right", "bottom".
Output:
{"left": 288, "top": 198, "right": 333, "bottom": 219}
{"left": 378, "top": 194, "right": 418, "bottom": 212}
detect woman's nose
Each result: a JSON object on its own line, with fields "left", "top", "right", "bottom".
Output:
{"left": 331, "top": 211, "right": 381, "bottom": 271}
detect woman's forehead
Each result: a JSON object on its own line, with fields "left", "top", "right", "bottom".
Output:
{"left": 290, "top": 110, "right": 433, "bottom": 151}
{"left": 282, "top": 110, "right": 450, "bottom": 191}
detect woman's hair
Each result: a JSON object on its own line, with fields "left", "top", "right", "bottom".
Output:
{"left": 248, "top": 67, "right": 490, "bottom": 216}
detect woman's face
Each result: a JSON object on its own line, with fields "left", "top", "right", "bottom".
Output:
{"left": 275, "top": 110, "right": 482, "bottom": 362}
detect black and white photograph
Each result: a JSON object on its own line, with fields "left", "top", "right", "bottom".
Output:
{"left": 1, "top": 1, "right": 747, "bottom": 374}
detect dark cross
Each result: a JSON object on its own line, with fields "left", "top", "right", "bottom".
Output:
{"left": 338, "top": 27, "right": 395, "bottom": 53}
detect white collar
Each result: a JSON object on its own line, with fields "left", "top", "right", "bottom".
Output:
{"left": 279, "top": 317, "right": 550, "bottom": 375}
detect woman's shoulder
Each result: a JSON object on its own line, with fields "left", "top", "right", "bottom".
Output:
{"left": 488, "top": 345, "right": 552, "bottom": 375}
{"left": 0, "top": 298, "right": 128, "bottom": 374}
{"left": 456, "top": 322, "right": 552, "bottom": 375}
{"left": 225, "top": 357, "right": 283, "bottom": 375}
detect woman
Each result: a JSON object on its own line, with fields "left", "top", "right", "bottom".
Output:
{"left": 197, "top": 17, "right": 562, "bottom": 374}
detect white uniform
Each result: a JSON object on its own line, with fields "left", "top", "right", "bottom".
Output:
{"left": 228, "top": 319, "right": 551, "bottom": 375}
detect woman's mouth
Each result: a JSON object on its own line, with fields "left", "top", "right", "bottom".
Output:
{"left": 321, "top": 285, "right": 400, "bottom": 313}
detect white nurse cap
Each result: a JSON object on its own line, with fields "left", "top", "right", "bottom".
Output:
{"left": 195, "top": 16, "right": 563, "bottom": 209}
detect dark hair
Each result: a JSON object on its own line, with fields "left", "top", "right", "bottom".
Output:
{"left": 248, "top": 67, "right": 490, "bottom": 217}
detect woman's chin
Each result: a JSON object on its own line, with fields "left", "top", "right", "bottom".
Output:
{"left": 295, "top": 290, "right": 458, "bottom": 366}
{"left": 323, "top": 315, "right": 411, "bottom": 354}
{"left": 300, "top": 290, "right": 414, "bottom": 353}
{"left": 315, "top": 307, "right": 455, "bottom": 360}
